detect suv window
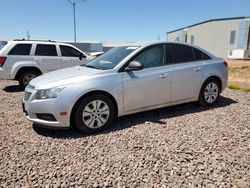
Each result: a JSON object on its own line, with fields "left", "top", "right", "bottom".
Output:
{"left": 8, "top": 44, "right": 32, "bottom": 55}
{"left": 35, "top": 44, "right": 57, "bottom": 56}
{"left": 133, "top": 45, "right": 164, "bottom": 69}
{"left": 60, "top": 45, "right": 84, "bottom": 57}
{"left": 167, "top": 43, "right": 194, "bottom": 64}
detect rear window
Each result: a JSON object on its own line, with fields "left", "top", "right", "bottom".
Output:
{"left": 8, "top": 44, "right": 32, "bottom": 55}
{"left": 167, "top": 43, "right": 194, "bottom": 64}
{"left": 166, "top": 43, "right": 211, "bottom": 64}
{"left": 0, "top": 41, "right": 7, "bottom": 51}
{"left": 35, "top": 44, "right": 57, "bottom": 56}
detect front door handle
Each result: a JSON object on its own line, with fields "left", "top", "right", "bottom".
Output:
{"left": 160, "top": 73, "right": 169, "bottom": 78}
{"left": 194, "top": 67, "right": 201, "bottom": 72}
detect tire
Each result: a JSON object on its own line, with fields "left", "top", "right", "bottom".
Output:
{"left": 73, "top": 94, "right": 115, "bottom": 133}
{"left": 18, "top": 70, "right": 40, "bottom": 88}
{"left": 198, "top": 79, "right": 221, "bottom": 106}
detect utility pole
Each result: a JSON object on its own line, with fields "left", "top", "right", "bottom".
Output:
{"left": 66, "top": 0, "right": 87, "bottom": 46}
{"left": 26, "top": 30, "right": 31, "bottom": 40}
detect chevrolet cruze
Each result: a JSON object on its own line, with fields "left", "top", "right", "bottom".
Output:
{"left": 23, "top": 42, "right": 228, "bottom": 133}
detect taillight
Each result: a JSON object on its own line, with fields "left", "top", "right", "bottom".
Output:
{"left": 0, "top": 56, "right": 6, "bottom": 67}
{"left": 223, "top": 61, "right": 228, "bottom": 68}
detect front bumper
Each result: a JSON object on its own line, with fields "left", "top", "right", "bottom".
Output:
{"left": 23, "top": 87, "right": 71, "bottom": 129}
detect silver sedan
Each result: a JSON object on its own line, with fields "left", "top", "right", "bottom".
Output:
{"left": 23, "top": 42, "right": 228, "bottom": 133}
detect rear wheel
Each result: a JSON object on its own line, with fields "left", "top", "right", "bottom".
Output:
{"left": 73, "top": 94, "right": 115, "bottom": 133}
{"left": 18, "top": 70, "right": 40, "bottom": 88}
{"left": 198, "top": 79, "right": 220, "bottom": 106}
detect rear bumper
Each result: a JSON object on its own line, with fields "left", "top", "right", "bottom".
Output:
{"left": 0, "top": 68, "right": 11, "bottom": 79}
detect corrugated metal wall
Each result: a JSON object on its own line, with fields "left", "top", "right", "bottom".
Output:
{"left": 167, "top": 18, "right": 250, "bottom": 58}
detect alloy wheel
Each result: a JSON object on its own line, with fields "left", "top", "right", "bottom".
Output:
{"left": 82, "top": 100, "right": 110, "bottom": 129}
{"left": 204, "top": 82, "right": 219, "bottom": 103}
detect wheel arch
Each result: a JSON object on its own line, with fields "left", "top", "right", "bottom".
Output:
{"left": 203, "top": 76, "right": 222, "bottom": 93}
{"left": 14, "top": 66, "right": 43, "bottom": 80}
{"left": 70, "top": 90, "right": 119, "bottom": 128}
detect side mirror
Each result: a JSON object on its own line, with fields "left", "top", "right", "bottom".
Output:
{"left": 79, "top": 53, "right": 83, "bottom": 60}
{"left": 125, "top": 61, "right": 143, "bottom": 71}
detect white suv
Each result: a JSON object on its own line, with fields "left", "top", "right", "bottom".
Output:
{"left": 0, "top": 40, "right": 89, "bottom": 88}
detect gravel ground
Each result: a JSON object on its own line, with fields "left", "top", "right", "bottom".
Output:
{"left": 0, "top": 80, "right": 250, "bottom": 187}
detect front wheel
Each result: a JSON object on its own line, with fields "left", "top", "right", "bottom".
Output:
{"left": 73, "top": 94, "right": 115, "bottom": 133}
{"left": 198, "top": 79, "right": 220, "bottom": 106}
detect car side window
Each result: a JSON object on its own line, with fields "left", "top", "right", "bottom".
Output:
{"left": 167, "top": 43, "right": 194, "bottom": 64}
{"left": 35, "top": 44, "right": 57, "bottom": 56}
{"left": 193, "top": 47, "right": 211, "bottom": 61}
{"left": 133, "top": 45, "right": 164, "bottom": 69}
{"left": 8, "top": 44, "right": 32, "bottom": 55}
{"left": 60, "top": 45, "right": 85, "bottom": 58}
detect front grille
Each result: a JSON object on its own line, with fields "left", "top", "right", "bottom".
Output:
{"left": 24, "top": 92, "right": 32, "bottom": 101}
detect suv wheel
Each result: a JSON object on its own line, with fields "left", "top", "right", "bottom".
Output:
{"left": 18, "top": 70, "right": 40, "bottom": 88}
{"left": 198, "top": 79, "right": 220, "bottom": 106}
{"left": 73, "top": 94, "right": 115, "bottom": 133}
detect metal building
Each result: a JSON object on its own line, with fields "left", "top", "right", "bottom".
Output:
{"left": 167, "top": 17, "right": 250, "bottom": 59}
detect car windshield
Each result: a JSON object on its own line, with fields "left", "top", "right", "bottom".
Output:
{"left": 83, "top": 46, "right": 139, "bottom": 70}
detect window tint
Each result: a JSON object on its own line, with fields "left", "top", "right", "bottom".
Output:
{"left": 193, "top": 47, "right": 211, "bottom": 61}
{"left": 133, "top": 45, "right": 164, "bottom": 69}
{"left": 167, "top": 43, "right": 194, "bottom": 64}
{"left": 60, "top": 45, "right": 84, "bottom": 57}
{"left": 35, "top": 44, "right": 57, "bottom": 56}
{"left": 8, "top": 44, "right": 32, "bottom": 55}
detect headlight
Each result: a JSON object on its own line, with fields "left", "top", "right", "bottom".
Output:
{"left": 36, "top": 86, "right": 66, "bottom": 100}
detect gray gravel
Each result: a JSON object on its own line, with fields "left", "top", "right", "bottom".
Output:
{"left": 0, "top": 80, "right": 250, "bottom": 187}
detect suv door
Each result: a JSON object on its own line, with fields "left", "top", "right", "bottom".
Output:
{"left": 34, "top": 44, "right": 62, "bottom": 73}
{"left": 167, "top": 43, "right": 206, "bottom": 102}
{"left": 59, "top": 45, "right": 87, "bottom": 68}
{"left": 123, "top": 44, "right": 171, "bottom": 112}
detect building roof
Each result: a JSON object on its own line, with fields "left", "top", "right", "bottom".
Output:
{"left": 167, "top": 16, "right": 250, "bottom": 34}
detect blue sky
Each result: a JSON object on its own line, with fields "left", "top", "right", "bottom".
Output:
{"left": 1, "top": 0, "right": 249, "bottom": 42}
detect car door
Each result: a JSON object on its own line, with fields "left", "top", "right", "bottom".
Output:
{"left": 122, "top": 44, "right": 171, "bottom": 112}
{"left": 167, "top": 43, "right": 204, "bottom": 102}
{"left": 34, "top": 44, "right": 62, "bottom": 73}
{"left": 59, "top": 45, "right": 87, "bottom": 68}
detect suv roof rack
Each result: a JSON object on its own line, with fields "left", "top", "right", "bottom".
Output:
{"left": 13, "top": 39, "right": 57, "bottom": 42}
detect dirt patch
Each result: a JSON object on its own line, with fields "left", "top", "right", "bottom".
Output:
{"left": 227, "top": 59, "right": 250, "bottom": 68}
{"left": 227, "top": 60, "right": 250, "bottom": 88}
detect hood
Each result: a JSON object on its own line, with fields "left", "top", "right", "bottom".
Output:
{"left": 29, "top": 66, "right": 102, "bottom": 89}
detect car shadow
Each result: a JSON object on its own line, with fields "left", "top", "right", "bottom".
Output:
{"left": 3, "top": 85, "right": 23, "bottom": 92}
{"left": 33, "top": 95, "right": 238, "bottom": 139}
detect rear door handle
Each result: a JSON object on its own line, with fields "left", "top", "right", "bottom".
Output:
{"left": 160, "top": 73, "right": 169, "bottom": 78}
{"left": 194, "top": 67, "right": 201, "bottom": 72}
